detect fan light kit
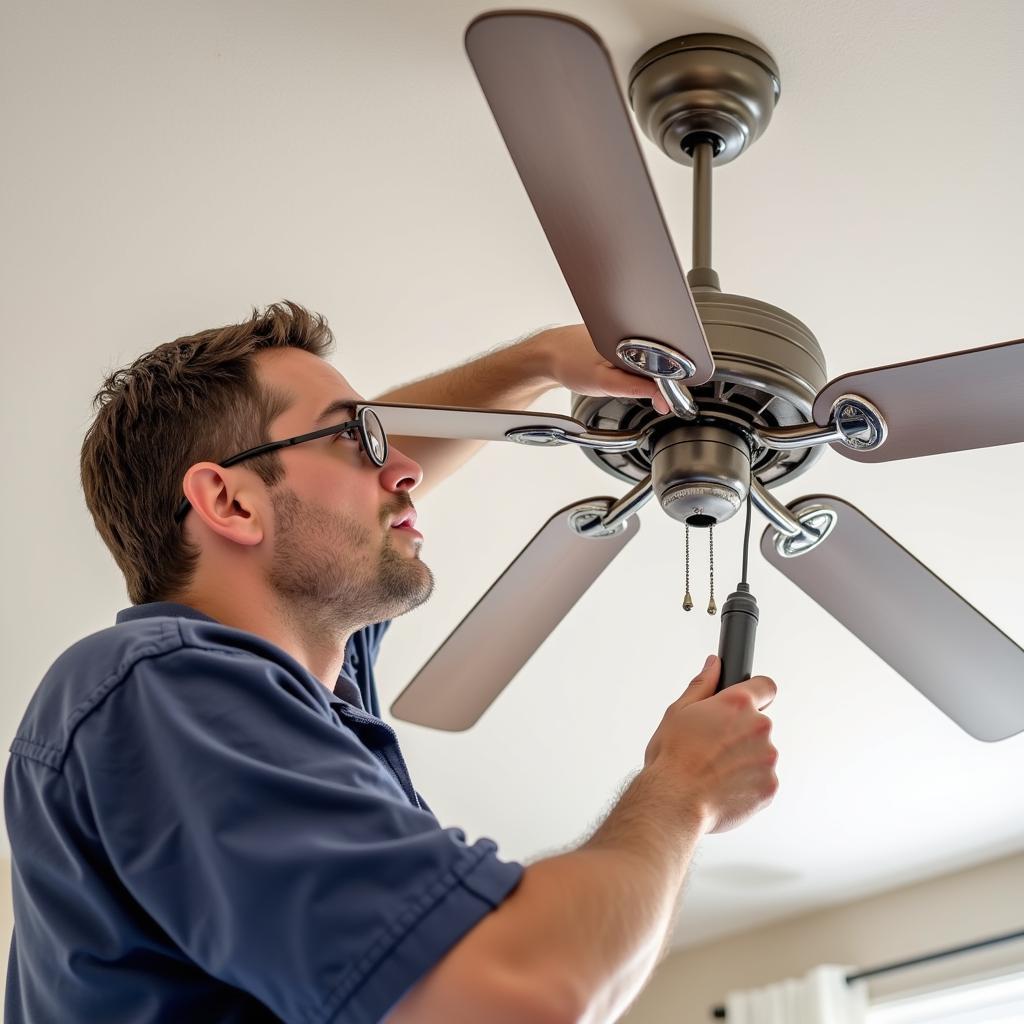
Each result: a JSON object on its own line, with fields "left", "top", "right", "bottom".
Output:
{"left": 357, "top": 12, "right": 1023, "bottom": 741}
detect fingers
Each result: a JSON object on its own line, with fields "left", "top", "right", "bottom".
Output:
{"left": 595, "top": 364, "right": 670, "bottom": 413}
{"left": 727, "top": 675, "right": 778, "bottom": 712}
{"left": 678, "top": 656, "right": 777, "bottom": 712}
{"left": 694, "top": 653, "right": 719, "bottom": 682}
{"left": 676, "top": 655, "right": 720, "bottom": 706}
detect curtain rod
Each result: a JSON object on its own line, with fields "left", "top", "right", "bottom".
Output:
{"left": 709, "top": 926, "right": 1024, "bottom": 1018}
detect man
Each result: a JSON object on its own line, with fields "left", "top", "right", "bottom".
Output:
{"left": 5, "top": 301, "right": 779, "bottom": 1023}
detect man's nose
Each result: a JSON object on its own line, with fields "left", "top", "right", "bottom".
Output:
{"left": 380, "top": 445, "right": 423, "bottom": 493}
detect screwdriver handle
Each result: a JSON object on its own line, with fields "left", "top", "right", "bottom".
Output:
{"left": 716, "top": 582, "right": 760, "bottom": 691}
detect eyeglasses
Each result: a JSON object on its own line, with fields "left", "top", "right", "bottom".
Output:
{"left": 174, "top": 406, "right": 388, "bottom": 524}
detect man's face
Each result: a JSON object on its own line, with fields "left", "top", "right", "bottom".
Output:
{"left": 255, "top": 347, "right": 433, "bottom": 629}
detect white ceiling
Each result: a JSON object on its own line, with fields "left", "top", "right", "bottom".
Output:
{"left": 2, "top": 0, "right": 1023, "bottom": 951}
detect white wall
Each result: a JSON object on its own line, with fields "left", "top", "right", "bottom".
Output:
{"left": 623, "top": 850, "right": 1024, "bottom": 1023}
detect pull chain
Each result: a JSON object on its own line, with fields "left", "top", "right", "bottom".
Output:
{"left": 707, "top": 523, "right": 717, "bottom": 615}
{"left": 683, "top": 523, "right": 694, "bottom": 611}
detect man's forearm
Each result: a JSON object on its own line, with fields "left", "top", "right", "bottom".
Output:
{"left": 459, "top": 767, "right": 707, "bottom": 1023}
{"left": 563, "top": 769, "right": 706, "bottom": 1021}
{"left": 372, "top": 330, "right": 560, "bottom": 499}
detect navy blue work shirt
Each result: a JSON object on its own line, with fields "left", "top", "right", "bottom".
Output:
{"left": 5, "top": 602, "right": 523, "bottom": 1023}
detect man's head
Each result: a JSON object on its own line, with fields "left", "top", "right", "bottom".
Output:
{"left": 81, "top": 301, "right": 432, "bottom": 631}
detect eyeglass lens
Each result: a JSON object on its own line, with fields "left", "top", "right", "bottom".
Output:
{"left": 361, "top": 410, "right": 387, "bottom": 465}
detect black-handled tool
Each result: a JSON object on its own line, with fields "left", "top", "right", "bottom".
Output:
{"left": 715, "top": 489, "right": 759, "bottom": 691}
{"left": 716, "top": 581, "right": 759, "bottom": 690}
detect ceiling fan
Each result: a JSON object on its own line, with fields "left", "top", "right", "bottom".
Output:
{"left": 355, "top": 11, "right": 1024, "bottom": 740}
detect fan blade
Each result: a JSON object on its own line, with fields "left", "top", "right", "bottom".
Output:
{"left": 813, "top": 337, "right": 1024, "bottom": 463}
{"left": 359, "top": 401, "right": 589, "bottom": 443}
{"left": 390, "top": 499, "right": 639, "bottom": 731}
{"left": 465, "top": 12, "right": 713, "bottom": 383}
{"left": 760, "top": 494, "right": 1024, "bottom": 741}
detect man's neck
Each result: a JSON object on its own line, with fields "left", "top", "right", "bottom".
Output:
{"left": 174, "top": 586, "right": 352, "bottom": 694}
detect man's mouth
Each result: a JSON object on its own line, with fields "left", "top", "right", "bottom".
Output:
{"left": 390, "top": 509, "right": 417, "bottom": 530}
{"left": 389, "top": 509, "right": 422, "bottom": 538}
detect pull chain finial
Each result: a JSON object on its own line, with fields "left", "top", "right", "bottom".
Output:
{"left": 683, "top": 523, "right": 694, "bottom": 611}
{"left": 707, "top": 522, "right": 717, "bottom": 615}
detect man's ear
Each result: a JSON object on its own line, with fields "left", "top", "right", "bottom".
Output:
{"left": 181, "top": 463, "right": 265, "bottom": 547}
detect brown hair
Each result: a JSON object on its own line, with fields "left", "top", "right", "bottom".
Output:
{"left": 80, "top": 300, "right": 335, "bottom": 605}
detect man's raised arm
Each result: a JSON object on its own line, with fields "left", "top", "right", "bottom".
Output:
{"left": 371, "top": 325, "right": 669, "bottom": 498}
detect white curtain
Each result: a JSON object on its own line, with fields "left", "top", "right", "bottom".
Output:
{"left": 724, "top": 964, "right": 869, "bottom": 1024}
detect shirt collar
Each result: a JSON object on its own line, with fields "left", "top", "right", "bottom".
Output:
{"left": 115, "top": 602, "right": 355, "bottom": 710}
{"left": 116, "top": 601, "right": 219, "bottom": 625}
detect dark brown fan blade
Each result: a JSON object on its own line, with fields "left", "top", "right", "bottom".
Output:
{"left": 760, "top": 494, "right": 1024, "bottom": 741}
{"left": 390, "top": 499, "right": 639, "bottom": 731}
{"left": 813, "top": 338, "right": 1024, "bottom": 463}
{"left": 465, "top": 12, "right": 713, "bottom": 383}
{"left": 359, "top": 401, "right": 589, "bottom": 442}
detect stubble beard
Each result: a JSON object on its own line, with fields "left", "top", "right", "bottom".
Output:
{"left": 267, "top": 488, "right": 434, "bottom": 638}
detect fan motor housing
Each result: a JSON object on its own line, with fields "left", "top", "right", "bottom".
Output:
{"left": 652, "top": 424, "right": 751, "bottom": 525}
{"left": 572, "top": 289, "right": 830, "bottom": 492}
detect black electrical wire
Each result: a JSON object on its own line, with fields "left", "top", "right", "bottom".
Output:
{"left": 740, "top": 489, "right": 752, "bottom": 585}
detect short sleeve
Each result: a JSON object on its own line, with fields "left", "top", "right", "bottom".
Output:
{"left": 71, "top": 646, "right": 523, "bottom": 1024}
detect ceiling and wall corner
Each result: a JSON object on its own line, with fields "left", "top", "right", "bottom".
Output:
{"left": 621, "top": 851, "right": 1024, "bottom": 1024}
{"left": 1, "top": 0, "right": 1021, "bottom": 952}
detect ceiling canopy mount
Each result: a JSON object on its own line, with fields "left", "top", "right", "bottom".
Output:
{"left": 628, "top": 32, "right": 780, "bottom": 166}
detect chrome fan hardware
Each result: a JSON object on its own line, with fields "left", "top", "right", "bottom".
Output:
{"left": 386, "top": 12, "right": 1024, "bottom": 740}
